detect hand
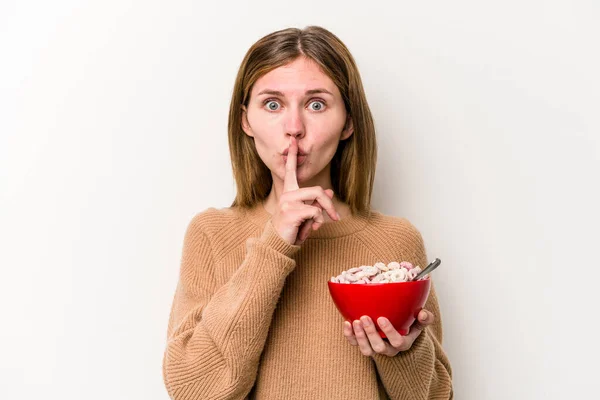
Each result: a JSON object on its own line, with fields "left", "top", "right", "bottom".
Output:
{"left": 271, "top": 136, "right": 341, "bottom": 245}
{"left": 342, "top": 310, "right": 435, "bottom": 357}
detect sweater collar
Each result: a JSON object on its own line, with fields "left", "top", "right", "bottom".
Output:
{"left": 243, "top": 201, "right": 373, "bottom": 239}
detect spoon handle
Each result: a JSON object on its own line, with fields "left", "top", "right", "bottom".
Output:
{"left": 412, "top": 258, "right": 441, "bottom": 281}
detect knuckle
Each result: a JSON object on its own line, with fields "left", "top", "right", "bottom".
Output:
{"left": 374, "top": 344, "right": 386, "bottom": 353}
{"left": 314, "top": 208, "right": 323, "bottom": 219}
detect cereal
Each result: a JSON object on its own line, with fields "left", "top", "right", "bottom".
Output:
{"left": 387, "top": 261, "right": 400, "bottom": 270}
{"left": 400, "top": 261, "right": 414, "bottom": 270}
{"left": 362, "top": 266, "right": 379, "bottom": 277}
{"left": 330, "top": 261, "right": 428, "bottom": 284}
{"left": 370, "top": 274, "right": 387, "bottom": 283}
{"left": 388, "top": 269, "right": 408, "bottom": 282}
{"left": 373, "top": 262, "right": 388, "bottom": 272}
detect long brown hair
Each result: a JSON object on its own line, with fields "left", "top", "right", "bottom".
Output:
{"left": 228, "top": 26, "right": 377, "bottom": 215}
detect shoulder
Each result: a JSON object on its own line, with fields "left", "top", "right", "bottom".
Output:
{"left": 359, "top": 209, "right": 427, "bottom": 265}
{"left": 185, "top": 206, "right": 246, "bottom": 238}
{"left": 354, "top": 209, "right": 428, "bottom": 268}
{"left": 182, "top": 206, "right": 258, "bottom": 261}
{"left": 366, "top": 210, "right": 424, "bottom": 243}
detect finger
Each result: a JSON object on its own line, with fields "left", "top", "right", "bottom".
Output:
{"left": 403, "top": 311, "right": 433, "bottom": 344}
{"left": 352, "top": 320, "right": 374, "bottom": 356}
{"left": 292, "top": 204, "right": 324, "bottom": 244}
{"left": 297, "top": 216, "right": 314, "bottom": 242}
{"left": 403, "top": 324, "right": 425, "bottom": 345}
{"left": 410, "top": 310, "right": 434, "bottom": 333}
{"left": 282, "top": 202, "right": 325, "bottom": 226}
{"left": 418, "top": 309, "right": 435, "bottom": 325}
{"left": 360, "top": 316, "right": 393, "bottom": 355}
{"left": 301, "top": 194, "right": 334, "bottom": 239}
{"left": 376, "top": 317, "right": 408, "bottom": 351}
{"left": 304, "top": 199, "right": 319, "bottom": 232}
{"left": 311, "top": 190, "right": 335, "bottom": 230}
{"left": 343, "top": 321, "right": 358, "bottom": 346}
{"left": 282, "top": 187, "right": 339, "bottom": 222}
{"left": 283, "top": 137, "right": 299, "bottom": 193}
{"left": 309, "top": 199, "right": 323, "bottom": 230}
{"left": 289, "top": 189, "right": 334, "bottom": 244}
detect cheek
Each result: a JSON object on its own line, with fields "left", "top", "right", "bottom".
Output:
{"left": 306, "top": 114, "right": 346, "bottom": 149}
{"left": 247, "top": 111, "right": 281, "bottom": 142}
{"left": 247, "top": 111, "right": 282, "bottom": 167}
{"left": 307, "top": 107, "right": 346, "bottom": 131}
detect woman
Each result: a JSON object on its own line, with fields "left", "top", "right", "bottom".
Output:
{"left": 162, "top": 26, "right": 453, "bottom": 399}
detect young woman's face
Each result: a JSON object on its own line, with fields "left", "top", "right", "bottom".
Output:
{"left": 242, "top": 56, "right": 353, "bottom": 185}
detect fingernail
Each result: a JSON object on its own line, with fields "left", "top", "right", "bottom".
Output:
{"left": 360, "top": 316, "right": 371, "bottom": 327}
{"left": 336, "top": 212, "right": 341, "bottom": 220}
{"left": 378, "top": 318, "right": 388, "bottom": 327}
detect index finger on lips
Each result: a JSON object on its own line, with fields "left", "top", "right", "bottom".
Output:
{"left": 283, "top": 137, "right": 299, "bottom": 193}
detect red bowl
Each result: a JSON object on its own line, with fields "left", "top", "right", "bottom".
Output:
{"left": 327, "top": 279, "right": 431, "bottom": 338}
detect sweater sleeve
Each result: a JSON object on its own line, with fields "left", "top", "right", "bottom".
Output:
{"left": 162, "top": 215, "right": 301, "bottom": 400}
{"left": 372, "top": 221, "right": 453, "bottom": 400}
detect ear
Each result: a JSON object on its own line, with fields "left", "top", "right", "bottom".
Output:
{"left": 241, "top": 105, "right": 254, "bottom": 137}
{"left": 341, "top": 115, "right": 354, "bottom": 140}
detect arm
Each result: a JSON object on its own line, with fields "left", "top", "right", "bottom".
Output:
{"left": 373, "top": 222, "right": 453, "bottom": 400}
{"left": 372, "top": 281, "right": 453, "bottom": 399}
{"left": 162, "top": 215, "right": 300, "bottom": 400}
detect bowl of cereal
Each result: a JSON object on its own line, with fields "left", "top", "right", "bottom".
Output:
{"left": 327, "top": 261, "right": 434, "bottom": 338}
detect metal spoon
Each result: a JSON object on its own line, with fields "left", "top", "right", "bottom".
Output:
{"left": 411, "top": 258, "right": 441, "bottom": 281}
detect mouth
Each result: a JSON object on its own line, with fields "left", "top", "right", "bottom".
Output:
{"left": 282, "top": 148, "right": 308, "bottom": 156}
{"left": 283, "top": 154, "right": 307, "bottom": 165}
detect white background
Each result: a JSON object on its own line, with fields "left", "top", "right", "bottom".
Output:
{"left": 1, "top": 1, "right": 599, "bottom": 399}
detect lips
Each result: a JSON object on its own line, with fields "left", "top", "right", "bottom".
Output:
{"left": 282, "top": 148, "right": 308, "bottom": 156}
{"left": 283, "top": 154, "right": 307, "bottom": 165}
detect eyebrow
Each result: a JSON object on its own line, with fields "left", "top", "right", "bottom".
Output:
{"left": 256, "top": 88, "right": 334, "bottom": 97}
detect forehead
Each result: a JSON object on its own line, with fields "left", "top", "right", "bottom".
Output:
{"left": 252, "top": 57, "right": 339, "bottom": 96}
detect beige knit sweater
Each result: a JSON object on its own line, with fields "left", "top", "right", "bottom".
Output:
{"left": 162, "top": 203, "right": 453, "bottom": 399}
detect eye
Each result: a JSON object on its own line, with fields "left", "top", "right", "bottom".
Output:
{"left": 264, "top": 100, "right": 280, "bottom": 111}
{"left": 308, "top": 100, "right": 326, "bottom": 111}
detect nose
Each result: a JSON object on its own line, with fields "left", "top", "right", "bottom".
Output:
{"left": 284, "top": 106, "right": 305, "bottom": 139}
